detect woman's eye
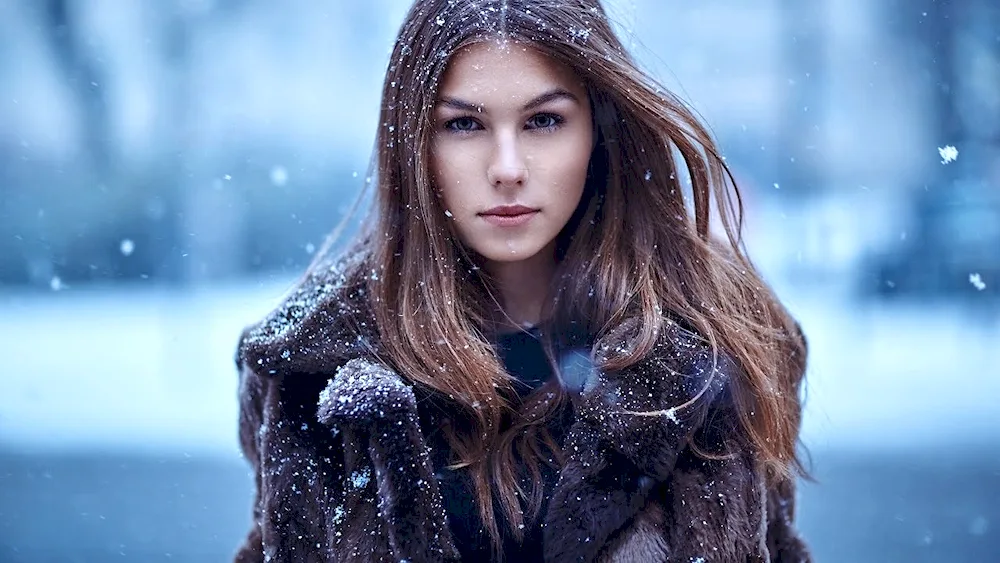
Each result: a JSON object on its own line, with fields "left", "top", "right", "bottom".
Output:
{"left": 446, "top": 117, "right": 480, "bottom": 132}
{"left": 527, "top": 113, "right": 562, "bottom": 130}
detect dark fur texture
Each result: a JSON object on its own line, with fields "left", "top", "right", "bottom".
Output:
{"left": 232, "top": 248, "right": 811, "bottom": 562}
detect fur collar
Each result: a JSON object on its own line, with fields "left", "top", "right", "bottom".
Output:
{"left": 237, "top": 244, "right": 381, "bottom": 376}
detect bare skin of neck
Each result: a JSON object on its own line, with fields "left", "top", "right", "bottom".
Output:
{"left": 484, "top": 240, "right": 557, "bottom": 333}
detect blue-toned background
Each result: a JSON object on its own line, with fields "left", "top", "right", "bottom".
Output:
{"left": 1, "top": 1, "right": 998, "bottom": 561}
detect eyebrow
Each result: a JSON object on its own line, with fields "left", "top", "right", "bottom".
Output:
{"left": 436, "top": 88, "right": 581, "bottom": 113}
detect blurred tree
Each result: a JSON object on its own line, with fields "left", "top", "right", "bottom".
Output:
{"left": 42, "top": 0, "right": 112, "bottom": 178}
{"left": 776, "top": 0, "right": 828, "bottom": 200}
{"left": 32, "top": 0, "right": 127, "bottom": 286}
{"left": 32, "top": 0, "right": 243, "bottom": 286}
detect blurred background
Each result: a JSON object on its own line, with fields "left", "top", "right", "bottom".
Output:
{"left": 1, "top": 0, "right": 997, "bottom": 561}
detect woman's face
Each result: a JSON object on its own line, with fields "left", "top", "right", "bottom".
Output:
{"left": 431, "top": 41, "right": 593, "bottom": 266}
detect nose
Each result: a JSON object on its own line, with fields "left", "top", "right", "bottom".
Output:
{"left": 486, "top": 131, "right": 528, "bottom": 188}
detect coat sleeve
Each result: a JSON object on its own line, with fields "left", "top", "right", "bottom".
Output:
{"left": 316, "top": 359, "right": 460, "bottom": 562}
{"left": 232, "top": 355, "right": 460, "bottom": 563}
{"left": 231, "top": 358, "right": 367, "bottom": 562}
{"left": 230, "top": 351, "right": 359, "bottom": 563}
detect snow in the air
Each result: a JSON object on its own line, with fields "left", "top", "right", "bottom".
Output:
{"left": 938, "top": 145, "right": 958, "bottom": 164}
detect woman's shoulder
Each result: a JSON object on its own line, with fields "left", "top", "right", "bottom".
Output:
{"left": 234, "top": 241, "right": 380, "bottom": 377}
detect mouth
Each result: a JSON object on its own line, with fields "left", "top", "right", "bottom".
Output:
{"left": 478, "top": 205, "right": 540, "bottom": 227}
{"left": 479, "top": 205, "right": 539, "bottom": 216}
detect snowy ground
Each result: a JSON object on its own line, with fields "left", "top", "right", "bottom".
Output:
{"left": 0, "top": 278, "right": 998, "bottom": 457}
{"left": 1, "top": 280, "right": 998, "bottom": 562}
{"left": 781, "top": 281, "right": 1000, "bottom": 452}
{"left": 0, "top": 280, "right": 289, "bottom": 458}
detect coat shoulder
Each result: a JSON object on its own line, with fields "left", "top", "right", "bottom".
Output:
{"left": 235, "top": 243, "right": 379, "bottom": 377}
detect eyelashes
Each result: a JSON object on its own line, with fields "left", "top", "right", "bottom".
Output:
{"left": 442, "top": 112, "right": 565, "bottom": 134}
{"left": 444, "top": 116, "right": 481, "bottom": 133}
{"left": 527, "top": 113, "right": 562, "bottom": 130}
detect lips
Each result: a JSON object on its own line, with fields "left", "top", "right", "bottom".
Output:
{"left": 479, "top": 205, "right": 539, "bottom": 217}
{"left": 478, "top": 205, "right": 539, "bottom": 227}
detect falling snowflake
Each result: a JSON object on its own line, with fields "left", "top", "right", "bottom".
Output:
{"left": 269, "top": 165, "right": 288, "bottom": 187}
{"left": 223, "top": 174, "right": 232, "bottom": 180}
{"left": 938, "top": 145, "right": 958, "bottom": 164}
{"left": 120, "top": 239, "right": 135, "bottom": 256}
{"left": 50, "top": 276, "right": 63, "bottom": 291}
{"left": 969, "top": 516, "right": 989, "bottom": 536}
{"left": 969, "top": 273, "right": 986, "bottom": 291}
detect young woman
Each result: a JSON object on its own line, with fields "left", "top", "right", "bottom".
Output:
{"left": 233, "top": 1, "right": 812, "bottom": 561}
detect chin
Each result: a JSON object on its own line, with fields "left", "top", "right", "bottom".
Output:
{"left": 475, "top": 242, "right": 547, "bottom": 264}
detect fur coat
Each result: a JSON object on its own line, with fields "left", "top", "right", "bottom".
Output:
{"left": 232, "top": 248, "right": 812, "bottom": 562}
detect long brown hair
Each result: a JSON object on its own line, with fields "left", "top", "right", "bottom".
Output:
{"left": 313, "top": 0, "right": 807, "bottom": 554}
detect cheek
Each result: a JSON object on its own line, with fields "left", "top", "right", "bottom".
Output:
{"left": 431, "top": 150, "right": 475, "bottom": 213}
{"left": 549, "top": 132, "right": 592, "bottom": 192}
{"left": 430, "top": 148, "right": 457, "bottom": 198}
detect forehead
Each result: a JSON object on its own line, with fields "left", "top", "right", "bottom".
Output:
{"left": 437, "top": 41, "right": 584, "bottom": 99}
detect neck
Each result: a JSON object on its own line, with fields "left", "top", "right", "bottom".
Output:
{"left": 484, "top": 241, "right": 557, "bottom": 331}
